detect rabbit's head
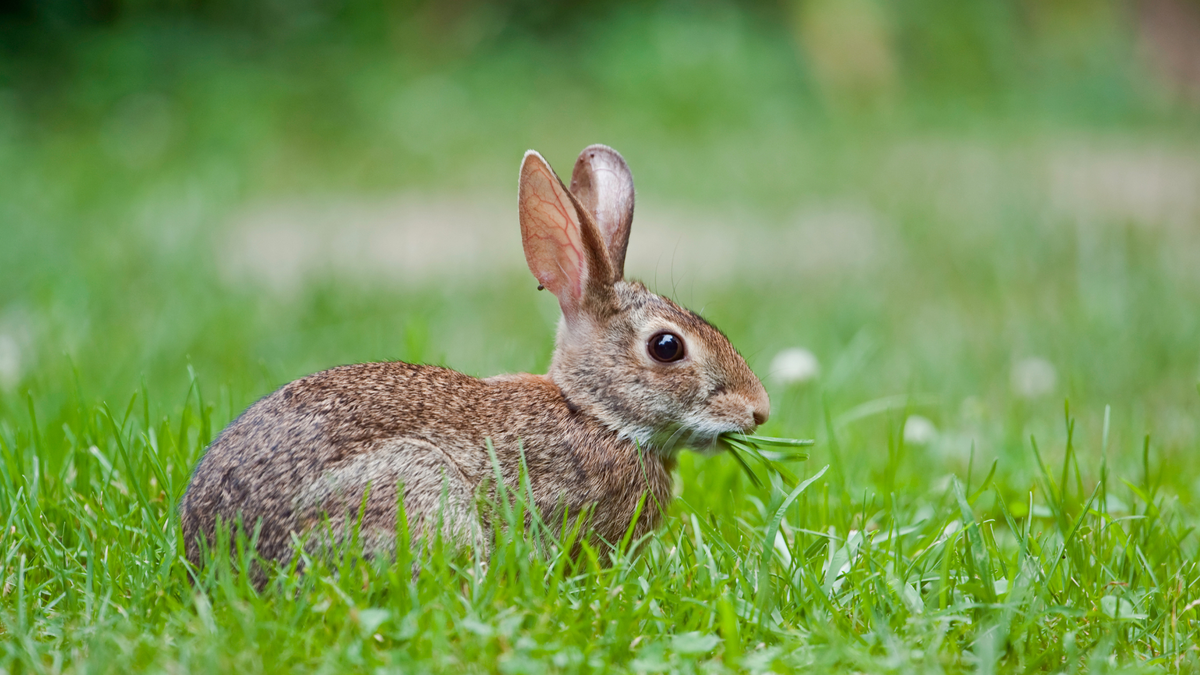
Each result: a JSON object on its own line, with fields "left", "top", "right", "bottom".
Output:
{"left": 519, "top": 145, "right": 769, "bottom": 453}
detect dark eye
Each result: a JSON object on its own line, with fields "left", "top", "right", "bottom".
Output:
{"left": 648, "top": 332, "right": 686, "bottom": 363}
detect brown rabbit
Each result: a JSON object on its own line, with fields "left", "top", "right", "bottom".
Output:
{"left": 179, "top": 145, "right": 770, "bottom": 568}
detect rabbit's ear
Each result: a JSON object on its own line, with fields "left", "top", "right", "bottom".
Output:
{"left": 519, "top": 150, "right": 616, "bottom": 319}
{"left": 569, "top": 144, "right": 634, "bottom": 281}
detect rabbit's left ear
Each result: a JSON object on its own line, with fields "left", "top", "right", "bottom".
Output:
{"left": 519, "top": 150, "right": 616, "bottom": 320}
{"left": 570, "top": 144, "right": 634, "bottom": 281}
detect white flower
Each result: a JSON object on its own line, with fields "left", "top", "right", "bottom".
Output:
{"left": 1011, "top": 357, "right": 1057, "bottom": 399}
{"left": 770, "top": 347, "right": 820, "bottom": 385}
{"left": 902, "top": 415, "right": 937, "bottom": 445}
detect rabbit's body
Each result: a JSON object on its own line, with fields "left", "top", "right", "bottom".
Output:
{"left": 180, "top": 145, "right": 768, "bottom": 569}
{"left": 180, "top": 357, "right": 673, "bottom": 565}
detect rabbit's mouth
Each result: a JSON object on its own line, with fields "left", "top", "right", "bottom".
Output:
{"left": 643, "top": 419, "right": 749, "bottom": 456}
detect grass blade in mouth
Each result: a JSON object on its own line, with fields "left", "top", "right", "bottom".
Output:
{"left": 723, "top": 438, "right": 766, "bottom": 489}
{"left": 736, "top": 434, "right": 813, "bottom": 448}
{"left": 718, "top": 433, "right": 813, "bottom": 488}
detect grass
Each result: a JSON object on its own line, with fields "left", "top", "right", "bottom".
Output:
{"left": 718, "top": 433, "right": 812, "bottom": 489}
{"left": 3, "top": 5, "right": 1200, "bottom": 672}
{"left": 3, "top": 382, "right": 1198, "bottom": 673}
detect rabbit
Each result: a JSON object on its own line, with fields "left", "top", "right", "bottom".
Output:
{"left": 179, "top": 144, "right": 770, "bottom": 570}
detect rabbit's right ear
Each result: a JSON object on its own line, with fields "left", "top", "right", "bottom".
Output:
{"left": 569, "top": 145, "right": 634, "bottom": 282}
{"left": 519, "top": 150, "right": 616, "bottom": 320}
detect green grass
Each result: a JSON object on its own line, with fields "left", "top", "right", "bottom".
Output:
{"left": 3, "top": 5, "right": 1200, "bottom": 672}
{"left": 4, "top": 376, "right": 1199, "bottom": 673}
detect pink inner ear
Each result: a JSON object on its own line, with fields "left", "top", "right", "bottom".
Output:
{"left": 519, "top": 153, "right": 587, "bottom": 314}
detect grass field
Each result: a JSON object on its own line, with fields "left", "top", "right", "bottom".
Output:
{"left": 3, "top": 5, "right": 1200, "bottom": 672}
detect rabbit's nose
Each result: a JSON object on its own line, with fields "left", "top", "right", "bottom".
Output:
{"left": 749, "top": 390, "right": 770, "bottom": 428}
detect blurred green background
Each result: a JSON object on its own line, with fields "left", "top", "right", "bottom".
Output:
{"left": 2, "top": 0, "right": 1199, "bottom": 492}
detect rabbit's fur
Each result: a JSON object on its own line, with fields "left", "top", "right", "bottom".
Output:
{"left": 179, "top": 145, "right": 769, "bottom": 568}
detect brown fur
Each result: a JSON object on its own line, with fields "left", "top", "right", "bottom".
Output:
{"left": 179, "top": 145, "right": 769, "bottom": 569}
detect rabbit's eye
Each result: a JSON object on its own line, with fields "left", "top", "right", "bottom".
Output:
{"left": 648, "top": 332, "right": 686, "bottom": 363}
